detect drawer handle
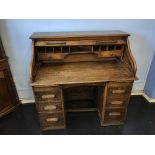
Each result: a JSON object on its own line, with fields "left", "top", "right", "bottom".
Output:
{"left": 42, "top": 94, "right": 56, "bottom": 99}
{"left": 43, "top": 105, "right": 57, "bottom": 110}
{"left": 111, "top": 90, "right": 125, "bottom": 94}
{"left": 109, "top": 112, "right": 121, "bottom": 116}
{"left": 46, "top": 42, "right": 66, "bottom": 46}
{"left": 111, "top": 101, "right": 123, "bottom": 105}
{"left": 46, "top": 117, "right": 58, "bottom": 122}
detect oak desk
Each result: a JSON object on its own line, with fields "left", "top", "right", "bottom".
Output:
{"left": 30, "top": 31, "right": 137, "bottom": 130}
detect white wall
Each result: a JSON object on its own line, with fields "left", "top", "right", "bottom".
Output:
{"left": 0, "top": 19, "right": 155, "bottom": 101}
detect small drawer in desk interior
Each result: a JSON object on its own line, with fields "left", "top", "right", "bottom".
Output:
{"left": 33, "top": 86, "right": 62, "bottom": 101}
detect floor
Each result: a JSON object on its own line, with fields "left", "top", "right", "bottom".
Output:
{"left": 0, "top": 95, "right": 155, "bottom": 135}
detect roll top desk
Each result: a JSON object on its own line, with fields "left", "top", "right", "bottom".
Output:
{"left": 29, "top": 31, "right": 137, "bottom": 131}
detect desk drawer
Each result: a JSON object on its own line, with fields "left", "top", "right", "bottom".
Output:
{"left": 103, "top": 108, "right": 126, "bottom": 124}
{"left": 106, "top": 97, "right": 129, "bottom": 108}
{"left": 39, "top": 112, "right": 65, "bottom": 129}
{"left": 107, "top": 82, "right": 133, "bottom": 99}
{"left": 33, "top": 86, "right": 62, "bottom": 102}
{"left": 36, "top": 101, "right": 63, "bottom": 113}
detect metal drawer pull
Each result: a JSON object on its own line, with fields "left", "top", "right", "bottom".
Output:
{"left": 111, "top": 90, "right": 125, "bottom": 94}
{"left": 111, "top": 101, "right": 123, "bottom": 105}
{"left": 46, "top": 117, "right": 58, "bottom": 122}
{"left": 42, "top": 94, "right": 55, "bottom": 99}
{"left": 44, "top": 105, "right": 57, "bottom": 110}
{"left": 109, "top": 112, "right": 121, "bottom": 116}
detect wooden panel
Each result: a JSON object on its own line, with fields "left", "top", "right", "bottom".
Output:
{"left": 64, "top": 86, "right": 94, "bottom": 101}
{"left": 66, "top": 40, "right": 96, "bottom": 46}
{"left": 0, "top": 38, "right": 6, "bottom": 59}
{"left": 0, "top": 69, "right": 19, "bottom": 117}
{"left": 38, "top": 53, "right": 64, "bottom": 60}
{"left": 108, "top": 81, "right": 133, "bottom": 87}
{"left": 35, "top": 41, "right": 66, "bottom": 46}
{"left": 38, "top": 52, "right": 98, "bottom": 62}
{"left": 62, "top": 53, "right": 114, "bottom": 63}
{"left": 0, "top": 77, "right": 12, "bottom": 111}
{"left": 30, "top": 31, "right": 130, "bottom": 39}
{"left": 30, "top": 40, "right": 37, "bottom": 81}
{"left": 69, "top": 39, "right": 126, "bottom": 46}
{"left": 31, "top": 61, "right": 134, "bottom": 86}
{"left": 98, "top": 50, "right": 122, "bottom": 58}
{"left": 97, "top": 86, "right": 105, "bottom": 117}
{"left": 122, "top": 42, "right": 137, "bottom": 77}
{"left": 66, "top": 108, "right": 97, "bottom": 112}
{"left": 35, "top": 40, "right": 97, "bottom": 46}
{"left": 33, "top": 86, "right": 60, "bottom": 92}
{"left": 38, "top": 51, "right": 123, "bottom": 61}
{"left": 0, "top": 37, "right": 20, "bottom": 118}
{"left": 96, "top": 40, "right": 126, "bottom": 45}
{"left": 0, "top": 59, "right": 7, "bottom": 70}
{"left": 0, "top": 71, "right": 4, "bottom": 78}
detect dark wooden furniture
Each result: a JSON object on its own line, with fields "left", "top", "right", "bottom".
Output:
{"left": 30, "top": 31, "right": 137, "bottom": 130}
{"left": 0, "top": 37, "right": 20, "bottom": 117}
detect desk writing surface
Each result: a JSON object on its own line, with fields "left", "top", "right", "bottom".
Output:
{"left": 31, "top": 60, "right": 134, "bottom": 86}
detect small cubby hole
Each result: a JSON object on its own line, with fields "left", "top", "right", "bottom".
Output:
{"left": 36, "top": 45, "right": 124, "bottom": 54}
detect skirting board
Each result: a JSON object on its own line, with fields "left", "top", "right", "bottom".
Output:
{"left": 21, "top": 99, "right": 35, "bottom": 104}
{"left": 132, "top": 91, "right": 155, "bottom": 103}
{"left": 20, "top": 91, "right": 155, "bottom": 104}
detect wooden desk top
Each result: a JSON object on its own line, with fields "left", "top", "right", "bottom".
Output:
{"left": 30, "top": 60, "right": 135, "bottom": 86}
{"left": 30, "top": 31, "right": 130, "bottom": 39}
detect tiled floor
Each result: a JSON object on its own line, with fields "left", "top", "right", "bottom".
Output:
{"left": 0, "top": 95, "right": 155, "bottom": 135}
